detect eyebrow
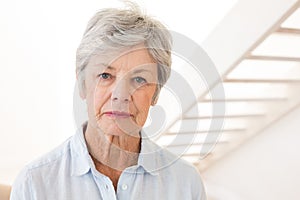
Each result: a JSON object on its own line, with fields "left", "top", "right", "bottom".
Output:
{"left": 132, "top": 69, "right": 153, "bottom": 74}
{"left": 106, "top": 66, "right": 116, "bottom": 71}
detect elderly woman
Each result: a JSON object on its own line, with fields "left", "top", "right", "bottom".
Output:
{"left": 11, "top": 4, "right": 206, "bottom": 200}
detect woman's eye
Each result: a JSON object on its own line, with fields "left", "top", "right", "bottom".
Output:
{"left": 134, "top": 77, "right": 147, "bottom": 84}
{"left": 98, "top": 73, "right": 112, "bottom": 80}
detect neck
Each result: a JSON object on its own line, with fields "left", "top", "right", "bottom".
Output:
{"left": 84, "top": 122, "right": 141, "bottom": 188}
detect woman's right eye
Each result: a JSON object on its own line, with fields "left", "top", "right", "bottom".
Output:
{"left": 98, "top": 73, "right": 112, "bottom": 80}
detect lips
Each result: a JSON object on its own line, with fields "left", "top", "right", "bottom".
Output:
{"left": 103, "top": 111, "right": 133, "bottom": 118}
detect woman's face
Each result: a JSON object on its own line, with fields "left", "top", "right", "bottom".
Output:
{"left": 83, "top": 47, "right": 158, "bottom": 137}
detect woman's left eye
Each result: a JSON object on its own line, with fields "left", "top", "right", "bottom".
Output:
{"left": 134, "top": 77, "right": 147, "bottom": 84}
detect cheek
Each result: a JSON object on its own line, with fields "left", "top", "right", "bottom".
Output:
{"left": 86, "top": 83, "right": 110, "bottom": 114}
{"left": 93, "top": 91, "right": 105, "bottom": 108}
{"left": 94, "top": 88, "right": 111, "bottom": 112}
{"left": 134, "top": 87, "right": 155, "bottom": 107}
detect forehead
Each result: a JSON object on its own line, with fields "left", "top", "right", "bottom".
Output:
{"left": 88, "top": 47, "right": 157, "bottom": 72}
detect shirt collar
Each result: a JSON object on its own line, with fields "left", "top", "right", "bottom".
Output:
{"left": 138, "top": 131, "right": 181, "bottom": 176}
{"left": 136, "top": 131, "right": 161, "bottom": 176}
{"left": 70, "top": 122, "right": 92, "bottom": 176}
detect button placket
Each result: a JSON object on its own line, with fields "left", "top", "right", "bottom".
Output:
{"left": 92, "top": 173, "right": 117, "bottom": 200}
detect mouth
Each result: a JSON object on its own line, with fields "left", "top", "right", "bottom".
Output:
{"left": 103, "top": 111, "right": 134, "bottom": 118}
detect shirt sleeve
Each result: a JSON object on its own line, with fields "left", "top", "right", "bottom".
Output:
{"left": 10, "top": 168, "right": 33, "bottom": 200}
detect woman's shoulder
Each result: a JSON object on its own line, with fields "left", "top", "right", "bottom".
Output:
{"left": 149, "top": 141, "right": 206, "bottom": 198}
{"left": 14, "top": 135, "right": 74, "bottom": 184}
{"left": 144, "top": 139, "right": 202, "bottom": 177}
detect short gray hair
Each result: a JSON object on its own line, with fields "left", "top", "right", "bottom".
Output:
{"left": 76, "top": 3, "right": 172, "bottom": 102}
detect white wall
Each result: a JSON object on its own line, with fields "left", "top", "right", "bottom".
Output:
{"left": 202, "top": 105, "right": 300, "bottom": 200}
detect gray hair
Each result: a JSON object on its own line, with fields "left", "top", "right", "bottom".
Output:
{"left": 76, "top": 3, "right": 172, "bottom": 102}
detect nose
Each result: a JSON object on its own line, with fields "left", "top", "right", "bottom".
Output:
{"left": 111, "top": 79, "right": 132, "bottom": 103}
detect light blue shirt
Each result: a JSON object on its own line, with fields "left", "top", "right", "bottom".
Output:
{"left": 10, "top": 124, "right": 206, "bottom": 200}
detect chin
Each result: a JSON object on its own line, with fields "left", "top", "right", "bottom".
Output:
{"left": 99, "top": 118, "right": 141, "bottom": 136}
{"left": 97, "top": 123, "right": 139, "bottom": 137}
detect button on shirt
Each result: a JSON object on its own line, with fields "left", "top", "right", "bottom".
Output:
{"left": 10, "top": 124, "right": 206, "bottom": 200}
